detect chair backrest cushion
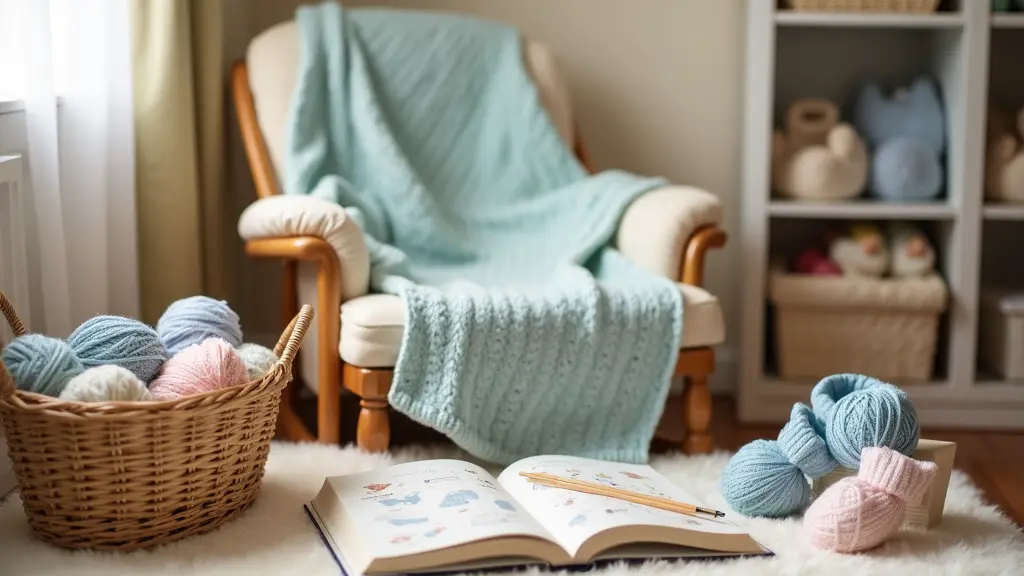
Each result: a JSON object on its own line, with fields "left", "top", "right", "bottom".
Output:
{"left": 246, "top": 20, "right": 576, "bottom": 187}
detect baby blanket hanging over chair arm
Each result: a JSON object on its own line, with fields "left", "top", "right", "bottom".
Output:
{"left": 231, "top": 17, "right": 727, "bottom": 451}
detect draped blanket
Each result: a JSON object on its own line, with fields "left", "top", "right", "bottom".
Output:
{"left": 288, "top": 2, "right": 683, "bottom": 464}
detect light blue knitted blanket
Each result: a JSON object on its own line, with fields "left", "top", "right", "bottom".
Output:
{"left": 288, "top": 3, "right": 683, "bottom": 464}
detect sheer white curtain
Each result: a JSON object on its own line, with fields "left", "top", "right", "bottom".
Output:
{"left": 0, "top": 0, "right": 138, "bottom": 337}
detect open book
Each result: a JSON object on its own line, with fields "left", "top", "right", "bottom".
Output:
{"left": 306, "top": 455, "right": 769, "bottom": 575}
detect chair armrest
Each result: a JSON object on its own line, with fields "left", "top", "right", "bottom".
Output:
{"left": 238, "top": 195, "right": 370, "bottom": 300}
{"left": 616, "top": 185, "right": 725, "bottom": 286}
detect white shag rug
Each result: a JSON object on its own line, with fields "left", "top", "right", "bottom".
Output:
{"left": 0, "top": 442, "right": 1022, "bottom": 576}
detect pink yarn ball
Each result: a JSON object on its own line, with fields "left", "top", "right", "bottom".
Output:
{"left": 148, "top": 338, "right": 249, "bottom": 400}
{"left": 803, "top": 447, "right": 937, "bottom": 553}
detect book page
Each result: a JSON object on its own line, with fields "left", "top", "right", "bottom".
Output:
{"left": 327, "top": 459, "right": 554, "bottom": 560}
{"left": 497, "top": 455, "right": 748, "bottom": 557}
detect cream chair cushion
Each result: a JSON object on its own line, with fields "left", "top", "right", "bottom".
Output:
{"left": 337, "top": 284, "right": 726, "bottom": 369}
{"left": 246, "top": 21, "right": 576, "bottom": 183}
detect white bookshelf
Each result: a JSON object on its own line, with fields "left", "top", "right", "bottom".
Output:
{"left": 739, "top": 1, "right": 1024, "bottom": 429}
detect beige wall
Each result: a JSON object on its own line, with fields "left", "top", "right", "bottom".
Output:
{"left": 228, "top": 0, "right": 745, "bottom": 367}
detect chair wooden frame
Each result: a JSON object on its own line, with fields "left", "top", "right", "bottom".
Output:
{"left": 233, "top": 61, "right": 727, "bottom": 454}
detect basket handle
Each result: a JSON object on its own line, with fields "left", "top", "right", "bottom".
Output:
{"left": 0, "top": 291, "right": 27, "bottom": 338}
{"left": 272, "top": 304, "right": 314, "bottom": 367}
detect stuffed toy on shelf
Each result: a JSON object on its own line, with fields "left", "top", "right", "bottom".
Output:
{"left": 828, "top": 223, "right": 889, "bottom": 277}
{"left": 853, "top": 77, "right": 946, "bottom": 202}
{"left": 888, "top": 222, "right": 935, "bottom": 277}
{"left": 791, "top": 222, "right": 935, "bottom": 278}
{"left": 772, "top": 99, "right": 869, "bottom": 201}
{"left": 985, "top": 106, "right": 1024, "bottom": 202}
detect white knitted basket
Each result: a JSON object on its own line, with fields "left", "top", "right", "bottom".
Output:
{"left": 769, "top": 269, "right": 948, "bottom": 381}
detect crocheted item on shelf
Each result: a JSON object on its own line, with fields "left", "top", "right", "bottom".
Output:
{"left": 288, "top": 3, "right": 682, "bottom": 464}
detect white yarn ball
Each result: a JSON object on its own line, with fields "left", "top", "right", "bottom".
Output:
{"left": 236, "top": 343, "right": 279, "bottom": 381}
{"left": 59, "top": 365, "right": 153, "bottom": 402}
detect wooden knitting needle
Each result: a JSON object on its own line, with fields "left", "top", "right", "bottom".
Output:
{"left": 519, "top": 471, "right": 725, "bottom": 518}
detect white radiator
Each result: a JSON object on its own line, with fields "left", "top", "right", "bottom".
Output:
{"left": 0, "top": 154, "right": 28, "bottom": 500}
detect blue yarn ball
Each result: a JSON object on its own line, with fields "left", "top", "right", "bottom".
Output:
{"left": 871, "top": 137, "right": 943, "bottom": 201}
{"left": 2, "top": 334, "right": 84, "bottom": 396}
{"left": 811, "top": 373, "right": 885, "bottom": 422}
{"left": 721, "top": 403, "right": 836, "bottom": 518}
{"left": 68, "top": 315, "right": 169, "bottom": 383}
{"left": 721, "top": 440, "right": 809, "bottom": 518}
{"left": 825, "top": 385, "right": 920, "bottom": 469}
{"left": 156, "top": 296, "right": 243, "bottom": 356}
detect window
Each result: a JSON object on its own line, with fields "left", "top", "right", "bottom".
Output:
{"left": 0, "top": 0, "right": 69, "bottom": 103}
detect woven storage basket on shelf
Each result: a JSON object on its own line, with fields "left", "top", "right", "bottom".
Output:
{"left": 784, "top": 0, "right": 940, "bottom": 12}
{"left": 769, "top": 268, "right": 947, "bottom": 381}
{"left": 0, "top": 292, "right": 313, "bottom": 551}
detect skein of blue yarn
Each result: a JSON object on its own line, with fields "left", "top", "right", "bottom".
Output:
{"left": 825, "top": 384, "right": 920, "bottom": 469}
{"left": 156, "top": 296, "right": 243, "bottom": 356}
{"left": 810, "top": 373, "right": 885, "bottom": 421}
{"left": 1, "top": 334, "right": 84, "bottom": 396}
{"left": 68, "top": 315, "right": 169, "bottom": 383}
{"left": 721, "top": 403, "right": 838, "bottom": 518}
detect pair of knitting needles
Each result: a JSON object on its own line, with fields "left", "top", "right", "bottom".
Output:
{"left": 519, "top": 471, "right": 725, "bottom": 519}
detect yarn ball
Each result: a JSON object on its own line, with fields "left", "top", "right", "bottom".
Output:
{"left": 236, "top": 343, "right": 278, "bottom": 381}
{"left": 148, "top": 338, "right": 248, "bottom": 400}
{"left": 59, "top": 365, "right": 153, "bottom": 402}
{"left": 804, "top": 447, "right": 938, "bottom": 553}
{"left": 721, "top": 403, "right": 836, "bottom": 518}
{"left": 871, "top": 137, "right": 943, "bottom": 201}
{"left": 67, "top": 315, "right": 168, "bottom": 383}
{"left": 156, "top": 296, "right": 243, "bottom": 356}
{"left": 1, "top": 334, "right": 84, "bottom": 396}
{"left": 826, "top": 385, "right": 920, "bottom": 469}
{"left": 811, "top": 373, "right": 886, "bottom": 421}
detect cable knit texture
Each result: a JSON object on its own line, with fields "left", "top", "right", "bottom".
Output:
{"left": 288, "top": 3, "right": 681, "bottom": 464}
{"left": 804, "top": 447, "right": 938, "bottom": 553}
{"left": 720, "top": 403, "right": 836, "bottom": 517}
{"left": 810, "top": 373, "right": 885, "bottom": 421}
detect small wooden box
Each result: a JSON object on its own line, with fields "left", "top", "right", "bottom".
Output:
{"left": 812, "top": 439, "right": 956, "bottom": 528}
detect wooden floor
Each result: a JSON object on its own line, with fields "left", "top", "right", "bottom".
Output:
{"left": 324, "top": 391, "right": 1024, "bottom": 526}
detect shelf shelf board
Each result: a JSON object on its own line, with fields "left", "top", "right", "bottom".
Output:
{"left": 991, "top": 14, "right": 1024, "bottom": 29}
{"left": 982, "top": 203, "right": 1024, "bottom": 220}
{"left": 764, "top": 377, "right": 1024, "bottom": 403}
{"left": 774, "top": 11, "right": 964, "bottom": 29}
{"left": 768, "top": 200, "right": 956, "bottom": 220}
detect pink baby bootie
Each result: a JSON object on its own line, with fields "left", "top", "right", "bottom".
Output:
{"left": 803, "top": 446, "right": 937, "bottom": 553}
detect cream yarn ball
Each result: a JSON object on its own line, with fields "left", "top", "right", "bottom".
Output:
{"left": 236, "top": 343, "right": 279, "bottom": 381}
{"left": 59, "top": 365, "right": 153, "bottom": 402}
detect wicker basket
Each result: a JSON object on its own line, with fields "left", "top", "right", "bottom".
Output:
{"left": 0, "top": 292, "right": 313, "bottom": 551}
{"left": 784, "top": 0, "right": 940, "bottom": 12}
{"left": 769, "top": 269, "right": 947, "bottom": 381}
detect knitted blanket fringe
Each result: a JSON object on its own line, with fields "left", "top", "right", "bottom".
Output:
{"left": 288, "top": 2, "right": 683, "bottom": 464}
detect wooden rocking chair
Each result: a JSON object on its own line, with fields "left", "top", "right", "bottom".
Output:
{"left": 234, "top": 21, "right": 728, "bottom": 455}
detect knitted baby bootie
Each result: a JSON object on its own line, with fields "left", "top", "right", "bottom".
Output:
{"left": 803, "top": 446, "right": 938, "bottom": 553}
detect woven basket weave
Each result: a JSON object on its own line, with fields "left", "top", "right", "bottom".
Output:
{"left": 785, "top": 0, "right": 940, "bottom": 12}
{"left": 0, "top": 292, "right": 313, "bottom": 551}
{"left": 769, "top": 269, "right": 947, "bottom": 381}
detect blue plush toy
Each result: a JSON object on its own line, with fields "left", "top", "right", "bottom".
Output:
{"left": 852, "top": 77, "right": 946, "bottom": 201}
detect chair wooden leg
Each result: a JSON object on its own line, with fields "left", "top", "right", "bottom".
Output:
{"left": 316, "top": 262, "right": 342, "bottom": 444}
{"left": 345, "top": 364, "right": 393, "bottom": 453}
{"left": 675, "top": 347, "right": 715, "bottom": 454}
{"left": 683, "top": 374, "right": 713, "bottom": 454}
